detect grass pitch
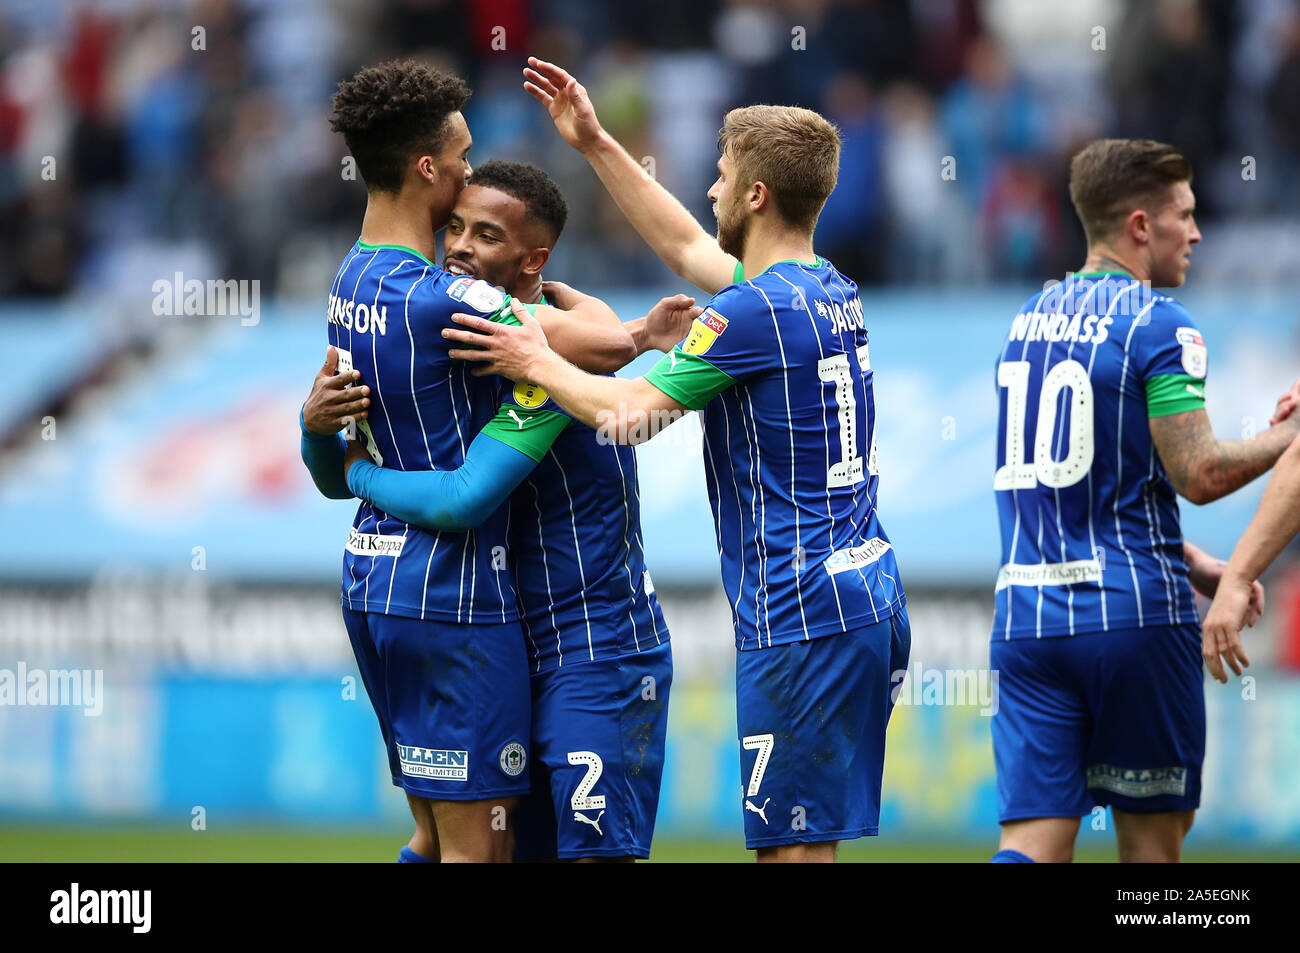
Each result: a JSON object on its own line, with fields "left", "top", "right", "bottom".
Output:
{"left": 0, "top": 825, "right": 1291, "bottom": 863}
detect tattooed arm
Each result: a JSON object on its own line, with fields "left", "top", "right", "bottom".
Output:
{"left": 1149, "top": 409, "right": 1300, "bottom": 505}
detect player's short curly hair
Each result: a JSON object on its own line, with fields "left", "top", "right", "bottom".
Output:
{"left": 468, "top": 159, "right": 569, "bottom": 245}
{"left": 1069, "top": 139, "right": 1192, "bottom": 243}
{"left": 329, "top": 60, "right": 471, "bottom": 193}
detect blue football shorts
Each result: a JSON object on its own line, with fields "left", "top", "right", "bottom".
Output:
{"left": 991, "top": 623, "right": 1205, "bottom": 821}
{"left": 734, "top": 608, "right": 911, "bottom": 849}
{"left": 342, "top": 607, "right": 532, "bottom": 801}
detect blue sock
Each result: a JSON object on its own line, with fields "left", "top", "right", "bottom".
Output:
{"left": 398, "top": 845, "right": 434, "bottom": 863}
{"left": 990, "top": 848, "right": 1035, "bottom": 863}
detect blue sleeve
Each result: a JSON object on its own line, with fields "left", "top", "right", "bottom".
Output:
{"left": 299, "top": 408, "right": 352, "bottom": 500}
{"left": 1136, "top": 298, "right": 1207, "bottom": 382}
{"left": 676, "top": 283, "right": 774, "bottom": 382}
{"left": 346, "top": 430, "right": 538, "bottom": 532}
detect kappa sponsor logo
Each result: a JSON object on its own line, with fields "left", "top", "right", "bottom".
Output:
{"left": 822, "top": 538, "right": 893, "bottom": 576}
{"left": 398, "top": 745, "right": 469, "bottom": 780}
{"left": 995, "top": 558, "right": 1103, "bottom": 590}
{"left": 345, "top": 529, "right": 406, "bottom": 557}
{"left": 681, "top": 308, "right": 728, "bottom": 356}
{"left": 1086, "top": 763, "right": 1188, "bottom": 798}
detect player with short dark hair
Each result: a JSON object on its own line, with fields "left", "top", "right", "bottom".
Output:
{"left": 304, "top": 158, "right": 698, "bottom": 861}
{"left": 457, "top": 158, "right": 570, "bottom": 244}
{"left": 329, "top": 60, "right": 473, "bottom": 194}
{"left": 443, "top": 58, "right": 911, "bottom": 863}
{"left": 987, "top": 138, "right": 1294, "bottom": 863}
{"left": 301, "top": 60, "right": 644, "bottom": 863}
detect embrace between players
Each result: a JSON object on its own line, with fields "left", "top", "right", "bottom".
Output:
{"left": 298, "top": 57, "right": 1299, "bottom": 863}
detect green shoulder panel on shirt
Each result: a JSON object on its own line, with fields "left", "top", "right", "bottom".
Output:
{"left": 479, "top": 402, "right": 569, "bottom": 461}
{"left": 644, "top": 347, "right": 738, "bottom": 410}
{"left": 452, "top": 295, "right": 537, "bottom": 359}
{"left": 486, "top": 297, "right": 538, "bottom": 327}
{"left": 1146, "top": 372, "right": 1207, "bottom": 418}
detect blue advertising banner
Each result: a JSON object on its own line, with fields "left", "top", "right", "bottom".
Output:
{"left": 3, "top": 287, "right": 1298, "bottom": 587}
{"left": 2, "top": 670, "right": 1297, "bottom": 846}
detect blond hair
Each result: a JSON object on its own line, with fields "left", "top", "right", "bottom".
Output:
{"left": 716, "top": 105, "right": 842, "bottom": 232}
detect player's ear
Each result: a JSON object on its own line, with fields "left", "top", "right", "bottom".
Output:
{"left": 521, "top": 246, "right": 549, "bottom": 277}
{"left": 1126, "top": 207, "right": 1150, "bottom": 245}
{"left": 413, "top": 154, "right": 437, "bottom": 186}
{"left": 749, "top": 180, "right": 770, "bottom": 213}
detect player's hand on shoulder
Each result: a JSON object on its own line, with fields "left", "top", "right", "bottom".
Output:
{"left": 523, "top": 57, "right": 604, "bottom": 152}
{"left": 446, "top": 298, "right": 551, "bottom": 382}
{"left": 645, "top": 293, "right": 702, "bottom": 352}
{"left": 540, "top": 279, "right": 583, "bottom": 310}
{"left": 303, "top": 346, "right": 369, "bottom": 434}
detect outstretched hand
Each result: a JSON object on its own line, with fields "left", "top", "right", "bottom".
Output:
{"left": 644, "top": 294, "right": 702, "bottom": 352}
{"left": 445, "top": 298, "right": 552, "bottom": 382}
{"left": 523, "top": 56, "right": 604, "bottom": 152}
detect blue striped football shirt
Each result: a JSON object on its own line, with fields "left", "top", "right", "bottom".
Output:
{"left": 992, "top": 272, "right": 1206, "bottom": 640}
{"left": 495, "top": 378, "right": 669, "bottom": 673}
{"left": 645, "top": 257, "right": 907, "bottom": 650}
{"left": 328, "top": 240, "right": 523, "bottom": 623}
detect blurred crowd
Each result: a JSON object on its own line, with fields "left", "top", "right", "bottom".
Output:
{"left": 3, "top": 0, "right": 1300, "bottom": 300}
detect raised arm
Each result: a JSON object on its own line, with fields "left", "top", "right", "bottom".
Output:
{"left": 523, "top": 57, "right": 737, "bottom": 295}
{"left": 1148, "top": 409, "right": 1300, "bottom": 505}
